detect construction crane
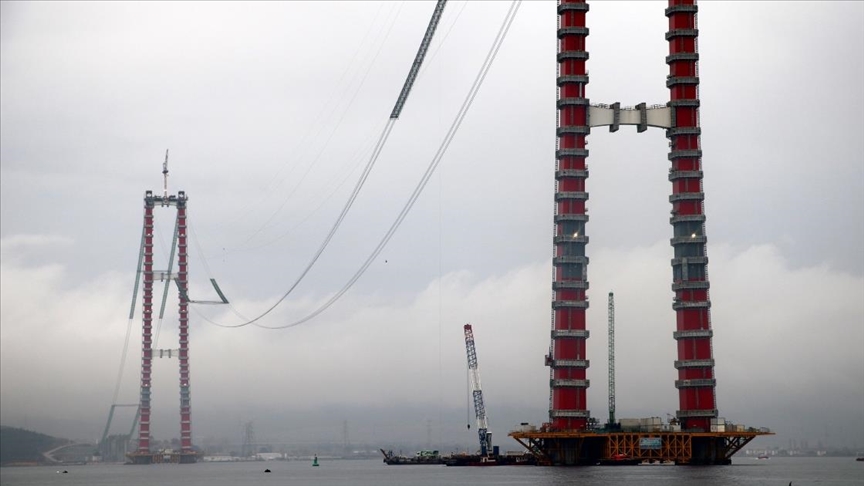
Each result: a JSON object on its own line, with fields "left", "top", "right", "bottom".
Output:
{"left": 608, "top": 291, "right": 616, "bottom": 428}
{"left": 463, "top": 323, "right": 491, "bottom": 456}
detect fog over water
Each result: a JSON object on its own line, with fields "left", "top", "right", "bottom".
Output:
{"left": 1, "top": 1, "right": 862, "bottom": 451}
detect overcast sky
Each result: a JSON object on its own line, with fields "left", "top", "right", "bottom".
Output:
{"left": 1, "top": 1, "right": 862, "bottom": 452}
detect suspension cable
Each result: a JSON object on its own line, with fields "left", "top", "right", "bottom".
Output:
{"left": 110, "top": 225, "right": 146, "bottom": 405}
{"left": 199, "top": 1, "right": 450, "bottom": 329}
{"left": 255, "top": 0, "right": 522, "bottom": 330}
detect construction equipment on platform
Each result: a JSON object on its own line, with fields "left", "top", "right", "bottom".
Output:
{"left": 464, "top": 323, "right": 491, "bottom": 457}
{"left": 445, "top": 324, "right": 536, "bottom": 467}
{"left": 607, "top": 291, "right": 617, "bottom": 429}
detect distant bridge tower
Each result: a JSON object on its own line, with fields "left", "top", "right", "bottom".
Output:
{"left": 128, "top": 154, "right": 196, "bottom": 464}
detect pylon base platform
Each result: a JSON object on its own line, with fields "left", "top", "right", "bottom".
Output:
{"left": 126, "top": 451, "right": 197, "bottom": 465}
{"left": 509, "top": 429, "right": 773, "bottom": 466}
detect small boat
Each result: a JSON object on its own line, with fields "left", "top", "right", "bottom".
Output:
{"left": 756, "top": 455, "right": 770, "bottom": 460}
{"left": 855, "top": 457, "right": 864, "bottom": 462}
{"left": 598, "top": 454, "right": 641, "bottom": 466}
{"left": 638, "top": 459, "right": 675, "bottom": 466}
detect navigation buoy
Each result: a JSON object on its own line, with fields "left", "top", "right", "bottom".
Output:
{"left": 312, "top": 455, "right": 319, "bottom": 467}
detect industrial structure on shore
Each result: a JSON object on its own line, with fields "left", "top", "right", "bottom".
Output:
{"left": 508, "top": 0, "right": 771, "bottom": 465}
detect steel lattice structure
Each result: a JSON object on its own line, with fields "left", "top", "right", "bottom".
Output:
{"left": 607, "top": 292, "right": 615, "bottom": 427}
{"left": 464, "top": 324, "right": 491, "bottom": 456}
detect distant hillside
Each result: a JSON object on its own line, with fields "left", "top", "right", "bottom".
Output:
{"left": 0, "top": 426, "right": 70, "bottom": 466}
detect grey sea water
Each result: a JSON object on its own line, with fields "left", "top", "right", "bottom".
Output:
{"left": 1, "top": 457, "right": 862, "bottom": 486}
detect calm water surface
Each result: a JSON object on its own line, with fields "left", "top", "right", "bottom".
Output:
{"left": 1, "top": 457, "right": 862, "bottom": 486}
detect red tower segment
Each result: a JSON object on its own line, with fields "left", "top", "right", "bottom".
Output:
{"left": 665, "top": 0, "right": 717, "bottom": 430}
{"left": 176, "top": 194, "right": 192, "bottom": 453}
{"left": 137, "top": 202, "right": 155, "bottom": 452}
{"left": 547, "top": 0, "right": 590, "bottom": 431}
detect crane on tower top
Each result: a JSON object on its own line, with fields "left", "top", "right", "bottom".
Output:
{"left": 463, "top": 323, "right": 491, "bottom": 457}
{"left": 162, "top": 149, "right": 169, "bottom": 199}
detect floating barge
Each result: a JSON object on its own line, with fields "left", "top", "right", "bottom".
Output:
{"left": 126, "top": 450, "right": 197, "bottom": 464}
{"left": 445, "top": 451, "right": 537, "bottom": 466}
{"left": 380, "top": 449, "right": 444, "bottom": 465}
{"left": 509, "top": 425, "right": 773, "bottom": 466}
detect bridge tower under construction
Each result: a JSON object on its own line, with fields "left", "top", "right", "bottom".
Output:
{"left": 127, "top": 163, "right": 196, "bottom": 464}
{"left": 513, "top": 0, "right": 771, "bottom": 465}
{"left": 549, "top": 0, "right": 716, "bottom": 431}
{"left": 548, "top": 0, "right": 715, "bottom": 434}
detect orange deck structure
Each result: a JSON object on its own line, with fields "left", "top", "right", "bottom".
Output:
{"left": 509, "top": 428, "right": 773, "bottom": 465}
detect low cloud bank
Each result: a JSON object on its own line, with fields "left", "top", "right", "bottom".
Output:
{"left": 1, "top": 236, "right": 861, "bottom": 447}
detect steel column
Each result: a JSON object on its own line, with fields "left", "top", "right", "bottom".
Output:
{"left": 137, "top": 201, "right": 154, "bottom": 452}
{"left": 666, "top": 0, "right": 717, "bottom": 430}
{"left": 548, "top": 0, "right": 591, "bottom": 431}
{"left": 176, "top": 194, "right": 192, "bottom": 452}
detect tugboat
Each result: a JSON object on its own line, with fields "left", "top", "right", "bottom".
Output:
{"left": 444, "top": 451, "right": 536, "bottom": 466}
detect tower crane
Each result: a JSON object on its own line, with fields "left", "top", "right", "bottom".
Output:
{"left": 463, "top": 324, "right": 491, "bottom": 456}
{"left": 608, "top": 291, "right": 616, "bottom": 428}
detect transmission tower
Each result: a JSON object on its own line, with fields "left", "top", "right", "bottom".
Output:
{"left": 343, "top": 420, "right": 350, "bottom": 453}
{"left": 241, "top": 421, "right": 256, "bottom": 458}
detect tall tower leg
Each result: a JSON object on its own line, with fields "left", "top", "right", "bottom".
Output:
{"left": 176, "top": 194, "right": 193, "bottom": 453}
{"left": 137, "top": 200, "right": 155, "bottom": 453}
{"left": 548, "top": 0, "right": 591, "bottom": 431}
{"left": 666, "top": 0, "right": 717, "bottom": 431}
